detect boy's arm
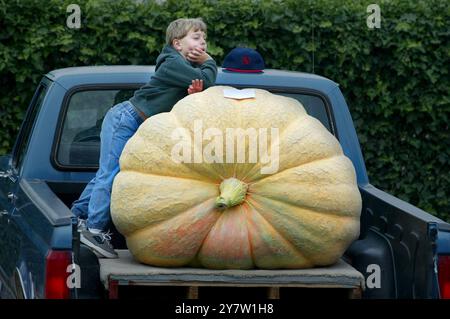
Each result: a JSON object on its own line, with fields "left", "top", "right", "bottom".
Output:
{"left": 155, "top": 56, "right": 217, "bottom": 89}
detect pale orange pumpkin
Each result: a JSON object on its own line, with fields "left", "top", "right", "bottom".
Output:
{"left": 110, "top": 86, "right": 361, "bottom": 269}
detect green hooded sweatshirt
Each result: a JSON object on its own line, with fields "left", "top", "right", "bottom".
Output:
{"left": 129, "top": 45, "right": 218, "bottom": 117}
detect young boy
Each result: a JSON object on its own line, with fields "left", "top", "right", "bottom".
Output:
{"left": 71, "top": 18, "right": 217, "bottom": 258}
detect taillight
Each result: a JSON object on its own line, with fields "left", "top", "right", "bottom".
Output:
{"left": 438, "top": 255, "right": 450, "bottom": 299}
{"left": 45, "top": 250, "right": 71, "bottom": 299}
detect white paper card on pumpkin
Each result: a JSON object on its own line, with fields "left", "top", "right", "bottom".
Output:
{"left": 223, "top": 88, "right": 256, "bottom": 100}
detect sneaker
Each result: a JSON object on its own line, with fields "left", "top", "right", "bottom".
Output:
{"left": 80, "top": 229, "right": 118, "bottom": 259}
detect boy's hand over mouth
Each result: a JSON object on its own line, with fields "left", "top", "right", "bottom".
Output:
{"left": 187, "top": 47, "right": 211, "bottom": 64}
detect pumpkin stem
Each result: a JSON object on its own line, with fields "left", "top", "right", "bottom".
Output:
{"left": 215, "top": 178, "right": 248, "bottom": 210}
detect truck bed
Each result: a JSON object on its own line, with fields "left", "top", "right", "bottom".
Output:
{"left": 99, "top": 250, "right": 365, "bottom": 299}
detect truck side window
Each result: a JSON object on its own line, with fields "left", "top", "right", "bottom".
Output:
{"left": 56, "top": 89, "right": 135, "bottom": 168}
{"left": 276, "top": 93, "right": 332, "bottom": 133}
{"left": 12, "top": 83, "right": 49, "bottom": 169}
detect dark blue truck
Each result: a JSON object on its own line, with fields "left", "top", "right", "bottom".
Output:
{"left": 0, "top": 66, "right": 449, "bottom": 299}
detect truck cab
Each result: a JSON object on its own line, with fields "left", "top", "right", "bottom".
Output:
{"left": 0, "top": 66, "right": 449, "bottom": 299}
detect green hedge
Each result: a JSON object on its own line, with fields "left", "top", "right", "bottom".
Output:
{"left": 0, "top": 0, "right": 449, "bottom": 222}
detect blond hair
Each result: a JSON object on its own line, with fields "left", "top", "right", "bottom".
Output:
{"left": 166, "top": 18, "right": 207, "bottom": 46}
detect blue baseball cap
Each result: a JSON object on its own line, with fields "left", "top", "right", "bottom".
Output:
{"left": 222, "top": 47, "right": 265, "bottom": 73}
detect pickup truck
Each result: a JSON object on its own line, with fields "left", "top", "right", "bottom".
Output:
{"left": 0, "top": 65, "right": 449, "bottom": 299}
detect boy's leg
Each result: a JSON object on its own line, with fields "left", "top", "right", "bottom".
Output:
{"left": 80, "top": 101, "right": 143, "bottom": 258}
{"left": 71, "top": 176, "right": 97, "bottom": 220}
{"left": 86, "top": 101, "right": 143, "bottom": 231}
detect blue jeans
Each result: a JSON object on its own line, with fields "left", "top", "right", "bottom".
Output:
{"left": 71, "top": 101, "right": 144, "bottom": 230}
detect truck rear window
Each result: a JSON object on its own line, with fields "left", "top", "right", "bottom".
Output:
{"left": 56, "top": 89, "right": 135, "bottom": 168}
{"left": 277, "top": 93, "right": 332, "bottom": 132}
{"left": 55, "top": 88, "right": 333, "bottom": 170}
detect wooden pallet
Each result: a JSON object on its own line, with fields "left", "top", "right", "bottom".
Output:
{"left": 100, "top": 250, "right": 365, "bottom": 299}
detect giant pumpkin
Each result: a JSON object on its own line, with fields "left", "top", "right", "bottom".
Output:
{"left": 111, "top": 86, "right": 361, "bottom": 269}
